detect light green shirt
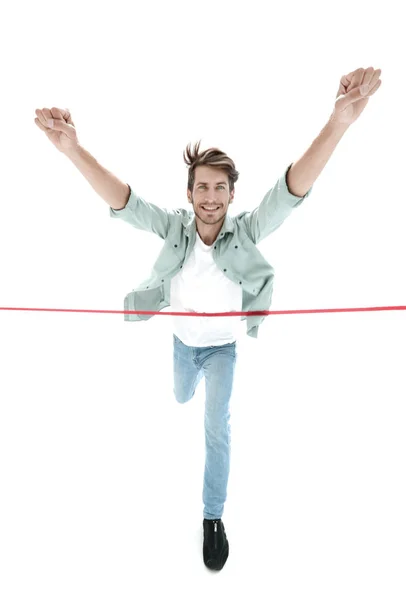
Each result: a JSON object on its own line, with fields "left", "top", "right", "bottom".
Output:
{"left": 110, "top": 163, "right": 313, "bottom": 339}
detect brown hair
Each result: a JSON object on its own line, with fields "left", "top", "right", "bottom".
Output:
{"left": 183, "top": 140, "right": 240, "bottom": 194}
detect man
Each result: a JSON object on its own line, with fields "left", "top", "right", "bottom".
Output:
{"left": 34, "top": 66, "right": 382, "bottom": 571}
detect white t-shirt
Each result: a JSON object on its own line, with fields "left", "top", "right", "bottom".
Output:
{"left": 170, "top": 232, "right": 244, "bottom": 347}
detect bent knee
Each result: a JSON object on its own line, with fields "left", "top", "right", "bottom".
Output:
{"left": 173, "top": 387, "right": 194, "bottom": 404}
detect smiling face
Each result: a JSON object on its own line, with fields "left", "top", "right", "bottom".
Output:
{"left": 187, "top": 166, "right": 234, "bottom": 240}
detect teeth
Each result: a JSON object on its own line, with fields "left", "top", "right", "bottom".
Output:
{"left": 203, "top": 207, "right": 218, "bottom": 211}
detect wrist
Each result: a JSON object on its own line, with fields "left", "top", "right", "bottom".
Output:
{"left": 64, "top": 144, "right": 83, "bottom": 161}
{"left": 326, "top": 115, "right": 350, "bottom": 137}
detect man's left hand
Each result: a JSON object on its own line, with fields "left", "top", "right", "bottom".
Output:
{"left": 330, "top": 66, "right": 382, "bottom": 126}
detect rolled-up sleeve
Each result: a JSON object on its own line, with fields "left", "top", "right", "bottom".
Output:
{"left": 242, "top": 163, "right": 313, "bottom": 244}
{"left": 110, "top": 185, "right": 170, "bottom": 239}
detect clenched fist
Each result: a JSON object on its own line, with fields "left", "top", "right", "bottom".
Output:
{"left": 34, "top": 107, "right": 80, "bottom": 154}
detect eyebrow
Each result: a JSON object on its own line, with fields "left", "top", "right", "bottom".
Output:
{"left": 195, "top": 181, "right": 228, "bottom": 186}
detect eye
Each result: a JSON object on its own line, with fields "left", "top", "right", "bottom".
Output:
{"left": 197, "top": 185, "right": 225, "bottom": 190}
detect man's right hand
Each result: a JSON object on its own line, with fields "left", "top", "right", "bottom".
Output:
{"left": 34, "top": 107, "right": 80, "bottom": 155}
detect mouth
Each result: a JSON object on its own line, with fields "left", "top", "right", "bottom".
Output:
{"left": 202, "top": 206, "right": 220, "bottom": 213}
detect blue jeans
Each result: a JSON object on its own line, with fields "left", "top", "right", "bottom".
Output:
{"left": 173, "top": 333, "right": 238, "bottom": 520}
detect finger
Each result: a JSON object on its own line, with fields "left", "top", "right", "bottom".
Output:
{"left": 49, "top": 118, "right": 76, "bottom": 139}
{"left": 335, "top": 85, "right": 369, "bottom": 111}
{"left": 336, "top": 70, "right": 354, "bottom": 98}
{"left": 34, "top": 117, "right": 48, "bottom": 133}
{"left": 366, "top": 78, "right": 382, "bottom": 96}
{"left": 42, "top": 107, "right": 54, "bottom": 123}
{"left": 336, "top": 79, "right": 347, "bottom": 98}
{"left": 51, "top": 107, "right": 66, "bottom": 120}
{"left": 357, "top": 76, "right": 382, "bottom": 99}
{"left": 368, "top": 69, "right": 382, "bottom": 90}
{"left": 64, "top": 109, "right": 74, "bottom": 126}
{"left": 50, "top": 107, "right": 74, "bottom": 125}
{"left": 336, "top": 75, "right": 353, "bottom": 99}
{"left": 64, "top": 109, "right": 75, "bottom": 127}
{"left": 346, "top": 67, "right": 365, "bottom": 93}
{"left": 337, "top": 67, "right": 381, "bottom": 99}
{"left": 35, "top": 107, "right": 74, "bottom": 128}
{"left": 361, "top": 66, "right": 375, "bottom": 87}
{"left": 338, "top": 71, "right": 355, "bottom": 95}
{"left": 340, "top": 73, "right": 352, "bottom": 89}
{"left": 35, "top": 108, "right": 49, "bottom": 128}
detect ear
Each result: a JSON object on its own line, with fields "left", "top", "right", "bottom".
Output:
{"left": 229, "top": 189, "right": 235, "bottom": 204}
{"left": 187, "top": 190, "right": 192, "bottom": 203}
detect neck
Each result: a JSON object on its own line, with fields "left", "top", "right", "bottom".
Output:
{"left": 196, "top": 220, "right": 224, "bottom": 246}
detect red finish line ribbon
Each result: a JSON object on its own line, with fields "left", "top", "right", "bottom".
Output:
{"left": 1, "top": 305, "right": 406, "bottom": 316}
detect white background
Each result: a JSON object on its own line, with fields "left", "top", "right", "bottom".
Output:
{"left": 0, "top": 0, "right": 405, "bottom": 598}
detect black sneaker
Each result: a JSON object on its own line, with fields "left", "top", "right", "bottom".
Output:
{"left": 203, "top": 518, "right": 229, "bottom": 570}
